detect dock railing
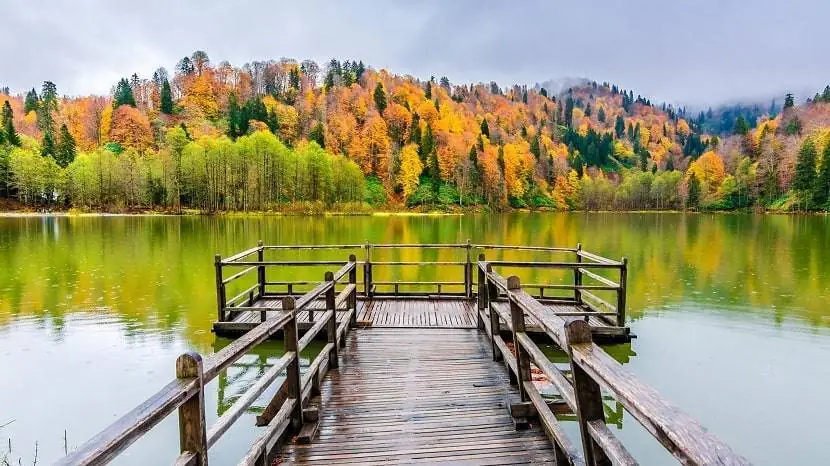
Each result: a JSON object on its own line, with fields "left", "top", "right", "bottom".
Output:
{"left": 57, "top": 261, "right": 359, "bottom": 466}
{"left": 478, "top": 263, "right": 750, "bottom": 466}
{"left": 215, "top": 241, "right": 629, "bottom": 327}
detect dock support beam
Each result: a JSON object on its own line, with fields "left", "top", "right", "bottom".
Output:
{"left": 508, "top": 276, "right": 531, "bottom": 402}
{"left": 214, "top": 254, "right": 225, "bottom": 322}
{"left": 476, "top": 254, "right": 485, "bottom": 330}
{"left": 566, "top": 320, "right": 610, "bottom": 466}
{"left": 325, "top": 271, "right": 339, "bottom": 369}
{"left": 574, "top": 243, "right": 582, "bottom": 305}
{"left": 283, "top": 297, "right": 304, "bottom": 430}
{"left": 176, "top": 352, "right": 208, "bottom": 466}
{"left": 617, "top": 257, "right": 628, "bottom": 327}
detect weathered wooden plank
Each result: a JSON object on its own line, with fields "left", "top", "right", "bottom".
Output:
{"left": 570, "top": 340, "right": 750, "bottom": 465}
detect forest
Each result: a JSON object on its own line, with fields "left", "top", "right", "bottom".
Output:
{"left": 1, "top": 50, "right": 830, "bottom": 213}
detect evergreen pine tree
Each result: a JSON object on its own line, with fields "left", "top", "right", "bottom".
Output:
{"left": 373, "top": 83, "right": 387, "bottom": 115}
{"left": 113, "top": 78, "right": 137, "bottom": 107}
{"left": 530, "top": 134, "right": 541, "bottom": 159}
{"left": 38, "top": 81, "right": 58, "bottom": 136}
{"left": 309, "top": 122, "right": 325, "bottom": 148}
{"left": 2, "top": 101, "right": 20, "bottom": 146}
{"left": 793, "top": 138, "right": 817, "bottom": 207}
{"left": 823, "top": 86, "right": 830, "bottom": 103}
{"left": 564, "top": 96, "right": 574, "bottom": 127}
{"left": 424, "top": 81, "right": 432, "bottom": 99}
{"left": 784, "top": 93, "right": 795, "bottom": 109}
{"left": 480, "top": 118, "right": 490, "bottom": 138}
{"left": 687, "top": 173, "right": 700, "bottom": 208}
{"left": 41, "top": 131, "right": 55, "bottom": 158}
{"left": 733, "top": 116, "right": 749, "bottom": 135}
{"left": 597, "top": 107, "right": 606, "bottom": 123}
{"left": 666, "top": 156, "right": 675, "bottom": 172}
{"left": 55, "top": 124, "right": 76, "bottom": 168}
{"left": 615, "top": 115, "right": 625, "bottom": 138}
{"left": 410, "top": 113, "right": 421, "bottom": 146}
{"left": 160, "top": 79, "right": 174, "bottom": 114}
{"left": 266, "top": 110, "right": 279, "bottom": 135}
{"left": 813, "top": 142, "right": 830, "bottom": 209}
{"left": 585, "top": 103, "right": 592, "bottom": 117}
{"left": 24, "top": 88, "right": 39, "bottom": 114}
{"left": 421, "top": 124, "right": 435, "bottom": 165}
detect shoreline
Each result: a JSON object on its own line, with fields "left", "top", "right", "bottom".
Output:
{"left": 1, "top": 208, "right": 826, "bottom": 217}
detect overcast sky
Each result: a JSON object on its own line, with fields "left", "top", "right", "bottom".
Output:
{"left": 2, "top": 0, "right": 828, "bottom": 106}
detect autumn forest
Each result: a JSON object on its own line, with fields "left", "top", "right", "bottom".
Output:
{"left": 1, "top": 50, "right": 830, "bottom": 213}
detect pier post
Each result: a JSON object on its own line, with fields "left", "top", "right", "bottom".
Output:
{"left": 257, "top": 240, "right": 265, "bottom": 299}
{"left": 566, "top": 320, "right": 609, "bottom": 466}
{"left": 486, "top": 264, "right": 502, "bottom": 362}
{"left": 214, "top": 255, "right": 226, "bottom": 322}
{"left": 325, "top": 271, "right": 339, "bottom": 369}
{"left": 465, "top": 239, "right": 472, "bottom": 298}
{"left": 574, "top": 243, "right": 583, "bottom": 305}
{"left": 476, "top": 253, "right": 486, "bottom": 330}
{"left": 282, "top": 297, "right": 304, "bottom": 429}
{"left": 508, "top": 277, "right": 531, "bottom": 402}
{"left": 617, "top": 257, "right": 628, "bottom": 327}
{"left": 176, "top": 352, "right": 208, "bottom": 465}
{"left": 348, "top": 254, "right": 358, "bottom": 328}
{"left": 364, "top": 241, "right": 373, "bottom": 298}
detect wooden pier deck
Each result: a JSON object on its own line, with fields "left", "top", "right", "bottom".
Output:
{"left": 278, "top": 328, "right": 556, "bottom": 464}
{"left": 58, "top": 243, "right": 749, "bottom": 466}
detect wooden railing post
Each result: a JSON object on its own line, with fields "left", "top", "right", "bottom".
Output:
{"left": 617, "top": 257, "right": 628, "bottom": 327}
{"left": 283, "top": 297, "right": 304, "bottom": 429}
{"left": 465, "top": 239, "right": 472, "bottom": 298}
{"left": 215, "top": 254, "right": 226, "bottom": 322}
{"left": 257, "top": 240, "right": 265, "bottom": 298}
{"left": 176, "top": 352, "right": 208, "bottom": 466}
{"left": 325, "top": 271, "right": 339, "bottom": 369}
{"left": 348, "top": 254, "right": 358, "bottom": 328}
{"left": 574, "top": 243, "right": 583, "bottom": 305}
{"left": 507, "top": 277, "right": 532, "bottom": 402}
{"left": 566, "top": 320, "right": 610, "bottom": 466}
{"left": 364, "top": 241, "right": 373, "bottom": 298}
{"left": 476, "top": 254, "right": 486, "bottom": 330}
{"left": 485, "top": 264, "right": 502, "bottom": 362}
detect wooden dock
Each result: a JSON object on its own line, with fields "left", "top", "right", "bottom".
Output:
{"left": 279, "top": 328, "right": 556, "bottom": 464}
{"left": 57, "top": 243, "right": 750, "bottom": 466}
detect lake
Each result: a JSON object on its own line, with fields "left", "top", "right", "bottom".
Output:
{"left": 1, "top": 213, "right": 829, "bottom": 464}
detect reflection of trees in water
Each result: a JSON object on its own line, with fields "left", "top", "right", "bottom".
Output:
{"left": 212, "top": 337, "right": 322, "bottom": 417}
{"left": 1, "top": 213, "right": 829, "bottom": 341}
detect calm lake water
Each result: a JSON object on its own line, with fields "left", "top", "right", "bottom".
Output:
{"left": 1, "top": 213, "right": 829, "bottom": 464}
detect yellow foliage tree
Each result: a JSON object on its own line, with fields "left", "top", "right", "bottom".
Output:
{"left": 398, "top": 143, "right": 423, "bottom": 197}
{"left": 687, "top": 150, "right": 726, "bottom": 189}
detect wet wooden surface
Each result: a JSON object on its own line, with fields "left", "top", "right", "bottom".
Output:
{"left": 215, "top": 298, "right": 628, "bottom": 340}
{"left": 277, "top": 328, "right": 556, "bottom": 465}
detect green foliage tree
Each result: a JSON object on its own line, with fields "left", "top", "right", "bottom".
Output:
{"left": 24, "top": 88, "right": 39, "bottom": 114}
{"left": 160, "top": 79, "right": 174, "bottom": 114}
{"left": 614, "top": 115, "right": 625, "bottom": 138}
{"left": 113, "top": 78, "right": 137, "bottom": 108}
{"left": 41, "top": 131, "right": 55, "bottom": 159}
{"left": 2, "top": 101, "right": 20, "bottom": 146}
{"left": 733, "top": 115, "right": 749, "bottom": 135}
{"left": 784, "top": 93, "right": 795, "bottom": 109}
{"left": 564, "top": 96, "right": 574, "bottom": 127}
{"left": 373, "top": 83, "right": 387, "bottom": 115}
{"left": 480, "top": 118, "right": 490, "bottom": 138}
{"left": 793, "top": 138, "right": 817, "bottom": 208}
{"left": 38, "top": 81, "right": 58, "bottom": 135}
{"left": 687, "top": 173, "right": 700, "bottom": 209}
{"left": 597, "top": 107, "right": 606, "bottom": 123}
{"left": 309, "top": 122, "right": 325, "bottom": 148}
{"left": 813, "top": 142, "right": 830, "bottom": 209}
{"left": 55, "top": 124, "right": 76, "bottom": 168}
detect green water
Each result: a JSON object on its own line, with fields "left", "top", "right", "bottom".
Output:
{"left": 0, "top": 213, "right": 828, "bottom": 464}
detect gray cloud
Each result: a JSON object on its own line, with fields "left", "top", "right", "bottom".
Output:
{"left": 2, "top": 0, "right": 828, "bottom": 106}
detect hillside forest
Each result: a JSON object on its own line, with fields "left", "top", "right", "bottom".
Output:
{"left": 1, "top": 51, "right": 830, "bottom": 213}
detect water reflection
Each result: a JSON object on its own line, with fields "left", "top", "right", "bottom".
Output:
{"left": 1, "top": 213, "right": 829, "bottom": 464}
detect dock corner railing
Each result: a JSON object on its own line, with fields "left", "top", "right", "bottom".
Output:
{"left": 476, "top": 264, "right": 750, "bottom": 466}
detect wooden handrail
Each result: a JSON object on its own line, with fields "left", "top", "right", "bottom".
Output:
{"left": 479, "top": 268, "right": 749, "bottom": 466}
{"left": 56, "top": 378, "right": 200, "bottom": 465}
{"left": 59, "top": 249, "right": 357, "bottom": 466}
{"left": 222, "top": 246, "right": 264, "bottom": 264}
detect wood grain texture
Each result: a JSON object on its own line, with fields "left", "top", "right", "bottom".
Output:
{"left": 276, "top": 328, "right": 556, "bottom": 465}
